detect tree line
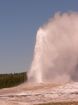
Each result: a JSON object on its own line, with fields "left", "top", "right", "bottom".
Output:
{"left": 0, "top": 72, "right": 27, "bottom": 89}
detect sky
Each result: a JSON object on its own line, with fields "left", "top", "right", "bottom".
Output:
{"left": 0, "top": 0, "right": 78, "bottom": 73}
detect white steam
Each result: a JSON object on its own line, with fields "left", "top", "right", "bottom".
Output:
{"left": 28, "top": 12, "right": 78, "bottom": 83}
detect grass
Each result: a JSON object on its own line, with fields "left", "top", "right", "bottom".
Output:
{"left": 37, "top": 101, "right": 78, "bottom": 105}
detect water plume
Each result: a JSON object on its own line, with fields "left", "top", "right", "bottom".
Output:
{"left": 28, "top": 12, "right": 78, "bottom": 83}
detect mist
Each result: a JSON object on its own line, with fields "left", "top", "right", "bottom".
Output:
{"left": 28, "top": 12, "right": 78, "bottom": 83}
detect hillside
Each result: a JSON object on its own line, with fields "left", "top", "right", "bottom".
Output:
{"left": 0, "top": 72, "right": 27, "bottom": 89}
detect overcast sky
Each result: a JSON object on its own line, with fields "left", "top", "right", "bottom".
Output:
{"left": 0, "top": 0, "right": 78, "bottom": 73}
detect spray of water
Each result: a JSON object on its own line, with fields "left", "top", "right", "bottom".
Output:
{"left": 28, "top": 12, "right": 78, "bottom": 83}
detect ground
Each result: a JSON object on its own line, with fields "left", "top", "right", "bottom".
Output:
{"left": 0, "top": 82, "right": 78, "bottom": 105}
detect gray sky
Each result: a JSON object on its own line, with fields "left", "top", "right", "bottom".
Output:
{"left": 0, "top": 0, "right": 78, "bottom": 73}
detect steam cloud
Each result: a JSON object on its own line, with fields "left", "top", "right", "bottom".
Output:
{"left": 28, "top": 12, "right": 78, "bottom": 83}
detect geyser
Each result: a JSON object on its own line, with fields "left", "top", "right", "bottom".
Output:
{"left": 28, "top": 12, "right": 78, "bottom": 83}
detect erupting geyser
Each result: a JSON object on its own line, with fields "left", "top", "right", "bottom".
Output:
{"left": 28, "top": 12, "right": 78, "bottom": 83}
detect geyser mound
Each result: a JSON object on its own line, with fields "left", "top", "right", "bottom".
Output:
{"left": 28, "top": 12, "right": 78, "bottom": 83}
